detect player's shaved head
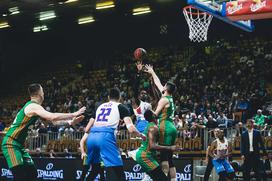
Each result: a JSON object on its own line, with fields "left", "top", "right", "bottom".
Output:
{"left": 28, "top": 83, "right": 42, "bottom": 97}
{"left": 166, "top": 81, "right": 176, "bottom": 94}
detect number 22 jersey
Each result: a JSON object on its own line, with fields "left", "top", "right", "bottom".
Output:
{"left": 93, "top": 101, "right": 130, "bottom": 129}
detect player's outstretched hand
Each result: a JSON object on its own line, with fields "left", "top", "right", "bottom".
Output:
{"left": 170, "top": 145, "right": 183, "bottom": 151}
{"left": 73, "top": 107, "right": 86, "bottom": 117}
{"left": 144, "top": 64, "right": 154, "bottom": 74}
{"left": 71, "top": 115, "right": 85, "bottom": 126}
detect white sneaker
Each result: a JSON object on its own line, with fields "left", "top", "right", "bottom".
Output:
{"left": 128, "top": 148, "right": 139, "bottom": 161}
{"left": 141, "top": 173, "right": 152, "bottom": 181}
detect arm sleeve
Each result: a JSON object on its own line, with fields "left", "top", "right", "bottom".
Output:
{"left": 118, "top": 104, "right": 131, "bottom": 120}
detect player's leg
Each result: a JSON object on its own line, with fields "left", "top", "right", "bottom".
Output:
{"left": 99, "top": 131, "right": 125, "bottom": 180}
{"left": 159, "top": 121, "right": 170, "bottom": 176}
{"left": 243, "top": 155, "right": 251, "bottom": 180}
{"left": 160, "top": 150, "right": 170, "bottom": 177}
{"left": 98, "top": 162, "right": 105, "bottom": 181}
{"left": 163, "top": 121, "right": 177, "bottom": 180}
{"left": 22, "top": 148, "right": 37, "bottom": 181}
{"left": 149, "top": 166, "right": 170, "bottom": 181}
{"left": 204, "top": 156, "right": 214, "bottom": 181}
{"left": 218, "top": 171, "right": 227, "bottom": 181}
{"left": 24, "top": 165, "right": 37, "bottom": 181}
{"left": 87, "top": 163, "right": 102, "bottom": 180}
{"left": 79, "top": 155, "right": 90, "bottom": 181}
{"left": 136, "top": 150, "right": 167, "bottom": 181}
{"left": 86, "top": 131, "right": 103, "bottom": 180}
{"left": 11, "top": 165, "right": 27, "bottom": 181}
{"left": 2, "top": 138, "right": 26, "bottom": 180}
{"left": 221, "top": 159, "right": 235, "bottom": 180}
{"left": 212, "top": 159, "right": 226, "bottom": 180}
{"left": 80, "top": 165, "right": 90, "bottom": 181}
{"left": 167, "top": 150, "right": 176, "bottom": 181}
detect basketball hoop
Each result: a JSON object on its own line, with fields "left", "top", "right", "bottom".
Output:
{"left": 183, "top": 6, "right": 213, "bottom": 42}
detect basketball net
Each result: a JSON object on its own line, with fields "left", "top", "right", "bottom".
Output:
{"left": 183, "top": 6, "right": 213, "bottom": 42}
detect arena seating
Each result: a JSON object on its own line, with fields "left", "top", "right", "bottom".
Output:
{"left": 0, "top": 38, "right": 272, "bottom": 156}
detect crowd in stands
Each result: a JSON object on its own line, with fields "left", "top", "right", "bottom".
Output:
{"left": 0, "top": 37, "right": 272, "bottom": 154}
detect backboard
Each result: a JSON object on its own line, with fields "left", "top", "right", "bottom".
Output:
{"left": 187, "top": 0, "right": 255, "bottom": 32}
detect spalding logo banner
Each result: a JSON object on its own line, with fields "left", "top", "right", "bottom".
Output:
{"left": 0, "top": 157, "right": 193, "bottom": 181}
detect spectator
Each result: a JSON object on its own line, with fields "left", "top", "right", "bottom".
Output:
{"left": 38, "top": 123, "right": 48, "bottom": 134}
{"left": 216, "top": 112, "right": 228, "bottom": 128}
{"left": 266, "top": 110, "right": 272, "bottom": 125}
{"left": 254, "top": 109, "right": 266, "bottom": 126}
{"left": 64, "top": 148, "right": 73, "bottom": 158}
{"left": 35, "top": 148, "right": 43, "bottom": 158}
{"left": 0, "top": 120, "right": 5, "bottom": 131}
{"left": 49, "top": 149, "right": 56, "bottom": 158}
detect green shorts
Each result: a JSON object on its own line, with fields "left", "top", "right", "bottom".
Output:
{"left": 1, "top": 136, "right": 34, "bottom": 169}
{"left": 158, "top": 120, "right": 177, "bottom": 146}
{"left": 136, "top": 150, "right": 159, "bottom": 172}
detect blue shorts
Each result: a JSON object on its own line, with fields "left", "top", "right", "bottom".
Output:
{"left": 86, "top": 127, "right": 123, "bottom": 167}
{"left": 135, "top": 119, "right": 148, "bottom": 133}
{"left": 212, "top": 159, "right": 234, "bottom": 174}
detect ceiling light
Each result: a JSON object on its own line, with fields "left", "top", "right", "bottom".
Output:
{"left": 78, "top": 16, "right": 95, "bottom": 25}
{"left": 0, "top": 22, "right": 10, "bottom": 29}
{"left": 96, "top": 1, "right": 115, "bottom": 10}
{"left": 39, "top": 11, "right": 56, "bottom": 21}
{"left": 33, "top": 25, "right": 48, "bottom": 32}
{"left": 65, "top": 0, "right": 78, "bottom": 3}
{"left": 9, "top": 7, "right": 20, "bottom": 15}
{"left": 133, "top": 6, "right": 151, "bottom": 16}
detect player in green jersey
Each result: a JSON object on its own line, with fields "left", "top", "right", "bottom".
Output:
{"left": 136, "top": 110, "right": 180, "bottom": 181}
{"left": 144, "top": 65, "right": 178, "bottom": 181}
{"left": 1, "top": 83, "right": 86, "bottom": 181}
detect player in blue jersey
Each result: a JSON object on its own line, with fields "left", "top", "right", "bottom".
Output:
{"left": 86, "top": 88, "right": 145, "bottom": 180}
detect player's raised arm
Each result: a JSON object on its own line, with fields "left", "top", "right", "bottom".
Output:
{"left": 123, "top": 116, "right": 145, "bottom": 140}
{"left": 79, "top": 118, "right": 95, "bottom": 160}
{"left": 144, "top": 64, "right": 164, "bottom": 93}
{"left": 208, "top": 140, "right": 217, "bottom": 158}
{"left": 25, "top": 103, "right": 86, "bottom": 122}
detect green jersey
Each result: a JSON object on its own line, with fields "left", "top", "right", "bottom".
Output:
{"left": 157, "top": 96, "right": 177, "bottom": 146}
{"left": 158, "top": 96, "right": 175, "bottom": 124}
{"left": 136, "top": 122, "right": 159, "bottom": 172}
{"left": 138, "top": 122, "right": 156, "bottom": 154}
{"left": 5, "top": 101, "right": 39, "bottom": 145}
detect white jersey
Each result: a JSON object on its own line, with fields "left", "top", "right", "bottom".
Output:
{"left": 215, "top": 137, "right": 228, "bottom": 159}
{"left": 93, "top": 101, "right": 121, "bottom": 129}
{"left": 133, "top": 101, "right": 152, "bottom": 121}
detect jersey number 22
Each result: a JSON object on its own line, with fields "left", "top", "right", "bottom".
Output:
{"left": 97, "top": 108, "right": 112, "bottom": 122}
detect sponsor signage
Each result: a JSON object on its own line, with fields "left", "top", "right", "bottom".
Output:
{"left": 225, "top": 0, "right": 272, "bottom": 16}
{"left": 0, "top": 157, "right": 193, "bottom": 181}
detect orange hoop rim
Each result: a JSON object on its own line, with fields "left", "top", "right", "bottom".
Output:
{"left": 183, "top": 5, "right": 209, "bottom": 15}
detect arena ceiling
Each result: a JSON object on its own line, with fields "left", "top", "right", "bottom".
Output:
{"left": 0, "top": 0, "right": 184, "bottom": 32}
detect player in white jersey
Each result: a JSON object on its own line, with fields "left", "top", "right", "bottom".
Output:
{"left": 86, "top": 88, "right": 145, "bottom": 181}
{"left": 132, "top": 90, "right": 152, "bottom": 133}
{"left": 209, "top": 130, "right": 235, "bottom": 181}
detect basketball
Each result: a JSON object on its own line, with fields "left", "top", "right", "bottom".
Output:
{"left": 134, "top": 48, "right": 147, "bottom": 60}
